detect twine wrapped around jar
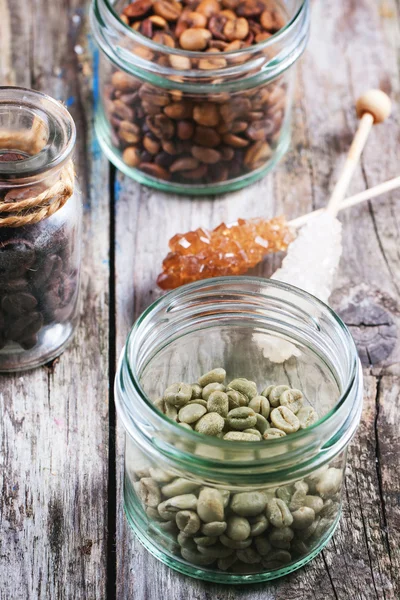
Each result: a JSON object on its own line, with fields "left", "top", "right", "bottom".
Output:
{"left": 0, "top": 161, "right": 75, "bottom": 228}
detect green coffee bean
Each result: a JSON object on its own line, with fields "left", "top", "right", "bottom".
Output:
{"left": 198, "top": 368, "right": 226, "bottom": 387}
{"left": 289, "top": 482, "right": 308, "bottom": 511}
{"left": 243, "top": 428, "right": 262, "bottom": 440}
{"left": 218, "top": 554, "right": 238, "bottom": 571}
{"left": 249, "top": 514, "right": 269, "bottom": 536}
{"left": 202, "top": 382, "right": 226, "bottom": 400}
{"left": 197, "top": 488, "right": 225, "bottom": 523}
{"left": 255, "top": 413, "right": 270, "bottom": 434}
{"left": 146, "top": 507, "right": 163, "bottom": 521}
{"left": 261, "top": 384, "right": 275, "bottom": 398}
{"left": 148, "top": 467, "right": 176, "bottom": 483}
{"left": 304, "top": 495, "right": 324, "bottom": 514}
{"left": 220, "top": 489, "right": 231, "bottom": 507}
{"left": 177, "top": 532, "right": 197, "bottom": 550}
{"left": 162, "top": 478, "right": 199, "bottom": 498}
{"left": 226, "top": 389, "right": 249, "bottom": 409}
{"left": 154, "top": 398, "right": 178, "bottom": 421}
{"left": 268, "top": 385, "right": 290, "bottom": 407}
{"left": 163, "top": 494, "right": 198, "bottom": 512}
{"left": 226, "top": 516, "right": 251, "bottom": 541}
{"left": 207, "top": 391, "right": 229, "bottom": 417}
{"left": 297, "top": 405, "right": 319, "bottom": 428}
{"left": 201, "top": 521, "right": 227, "bottom": 536}
{"left": 176, "top": 510, "right": 201, "bottom": 535}
{"left": 190, "top": 383, "right": 203, "bottom": 399}
{"left": 319, "top": 499, "right": 339, "bottom": 519}
{"left": 181, "top": 547, "right": 216, "bottom": 566}
{"left": 179, "top": 423, "right": 193, "bottom": 430}
{"left": 198, "top": 544, "right": 234, "bottom": 559}
{"left": 236, "top": 548, "right": 261, "bottom": 564}
{"left": 194, "top": 535, "right": 218, "bottom": 547}
{"left": 187, "top": 399, "right": 207, "bottom": 408}
{"left": 263, "top": 549, "right": 291, "bottom": 566}
{"left": 316, "top": 468, "right": 342, "bottom": 498}
{"left": 231, "top": 561, "right": 260, "bottom": 574}
{"left": 263, "top": 428, "right": 286, "bottom": 440}
{"left": 249, "top": 395, "right": 271, "bottom": 419}
{"left": 223, "top": 431, "right": 260, "bottom": 442}
{"left": 270, "top": 406, "right": 300, "bottom": 434}
{"left": 231, "top": 491, "right": 267, "bottom": 517}
{"left": 133, "top": 477, "right": 161, "bottom": 508}
{"left": 226, "top": 407, "right": 257, "bottom": 431}
{"left": 178, "top": 403, "right": 207, "bottom": 424}
{"left": 310, "top": 517, "right": 332, "bottom": 541}
{"left": 220, "top": 534, "right": 253, "bottom": 549}
{"left": 227, "top": 378, "right": 258, "bottom": 400}
{"left": 291, "top": 539, "right": 309, "bottom": 555}
{"left": 254, "top": 536, "right": 272, "bottom": 556}
{"left": 276, "top": 485, "right": 293, "bottom": 504}
{"left": 279, "top": 389, "right": 303, "bottom": 414}
{"left": 268, "top": 526, "right": 294, "bottom": 549}
{"left": 266, "top": 498, "right": 293, "bottom": 528}
{"left": 296, "top": 517, "right": 320, "bottom": 541}
{"left": 195, "top": 412, "right": 225, "bottom": 436}
{"left": 291, "top": 507, "right": 316, "bottom": 530}
{"left": 158, "top": 520, "right": 179, "bottom": 535}
{"left": 158, "top": 502, "right": 178, "bottom": 521}
{"left": 163, "top": 383, "right": 193, "bottom": 408}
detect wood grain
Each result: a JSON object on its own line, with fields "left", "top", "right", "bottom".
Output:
{"left": 0, "top": 2, "right": 110, "bottom": 599}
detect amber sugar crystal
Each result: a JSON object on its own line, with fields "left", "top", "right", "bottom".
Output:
{"left": 157, "top": 216, "right": 296, "bottom": 290}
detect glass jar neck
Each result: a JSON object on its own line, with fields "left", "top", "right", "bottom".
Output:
{"left": 116, "top": 277, "right": 363, "bottom": 486}
{"left": 91, "top": 0, "right": 310, "bottom": 92}
{"left": 0, "top": 87, "right": 76, "bottom": 189}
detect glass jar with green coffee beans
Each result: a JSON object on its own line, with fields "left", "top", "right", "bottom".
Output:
{"left": 115, "top": 277, "right": 363, "bottom": 583}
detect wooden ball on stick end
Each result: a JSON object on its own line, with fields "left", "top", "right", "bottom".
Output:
{"left": 356, "top": 89, "right": 392, "bottom": 123}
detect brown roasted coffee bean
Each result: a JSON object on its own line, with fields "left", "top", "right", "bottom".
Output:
{"left": 208, "top": 15, "right": 228, "bottom": 40}
{"left": 223, "top": 133, "right": 249, "bottom": 148}
{"left": 223, "top": 17, "right": 249, "bottom": 40}
{"left": 143, "top": 134, "right": 161, "bottom": 154}
{"left": 194, "top": 126, "right": 221, "bottom": 148}
{"left": 149, "top": 14, "right": 169, "bottom": 27}
{"left": 155, "top": 152, "right": 175, "bottom": 168}
{"left": 164, "top": 101, "right": 193, "bottom": 120}
{"left": 119, "top": 121, "right": 141, "bottom": 145}
{"left": 246, "top": 119, "right": 275, "bottom": 141}
{"left": 244, "top": 141, "right": 272, "bottom": 169}
{"left": 123, "top": 147, "right": 141, "bottom": 167}
{"left": 123, "top": 0, "right": 153, "bottom": 18}
{"left": 191, "top": 146, "right": 221, "bottom": 164}
{"left": 139, "top": 84, "right": 170, "bottom": 107}
{"left": 220, "top": 146, "right": 235, "bottom": 161}
{"left": 112, "top": 100, "right": 134, "bottom": 121}
{"left": 177, "top": 120, "right": 195, "bottom": 140}
{"left": 196, "top": 0, "right": 220, "bottom": 17}
{"left": 220, "top": 98, "right": 251, "bottom": 122}
{"left": 180, "top": 164, "right": 208, "bottom": 179}
{"left": 170, "top": 157, "right": 200, "bottom": 172}
{"left": 231, "top": 120, "right": 248, "bottom": 133}
{"left": 139, "top": 18, "right": 154, "bottom": 37}
{"left": 154, "top": 0, "right": 182, "bottom": 20}
{"left": 198, "top": 51, "right": 227, "bottom": 70}
{"left": 193, "top": 103, "right": 219, "bottom": 126}
{"left": 236, "top": 0, "right": 264, "bottom": 17}
{"left": 153, "top": 31, "right": 176, "bottom": 47}
{"left": 140, "top": 163, "right": 171, "bottom": 180}
{"left": 180, "top": 28, "right": 212, "bottom": 51}
{"left": 146, "top": 115, "right": 175, "bottom": 139}
{"left": 162, "top": 139, "right": 183, "bottom": 155}
{"left": 7, "top": 311, "right": 43, "bottom": 341}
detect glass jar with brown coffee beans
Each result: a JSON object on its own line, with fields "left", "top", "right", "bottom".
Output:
{"left": 0, "top": 87, "right": 82, "bottom": 372}
{"left": 91, "top": 0, "right": 310, "bottom": 194}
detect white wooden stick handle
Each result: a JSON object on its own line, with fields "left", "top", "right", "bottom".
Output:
{"left": 326, "top": 89, "right": 392, "bottom": 217}
{"left": 290, "top": 175, "right": 400, "bottom": 228}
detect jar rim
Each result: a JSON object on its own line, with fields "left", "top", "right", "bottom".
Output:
{"left": 100, "top": 0, "right": 308, "bottom": 59}
{"left": 0, "top": 86, "right": 76, "bottom": 180}
{"left": 92, "top": 0, "right": 310, "bottom": 91}
{"left": 116, "top": 277, "right": 362, "bottom": 479}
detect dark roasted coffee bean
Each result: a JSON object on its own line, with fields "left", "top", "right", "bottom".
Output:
{"left": 7, "top": 312, "right": 43, "bottom": 342}
{"left": 2, "top": 293, "right": 38, "bottom": 316}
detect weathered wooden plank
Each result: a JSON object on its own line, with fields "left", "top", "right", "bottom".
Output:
{"left": 0, "top": 2, "right": 110, "bottom": 598}
{"left": 114, "top": 0, "right": 400, "bottom": 598}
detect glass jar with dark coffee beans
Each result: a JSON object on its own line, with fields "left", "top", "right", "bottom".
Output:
{"left": 91, "top": 0, "right": 310, "bottom": 194}
{"left": 0, "top": 87, "right": 82, "bottom": 372}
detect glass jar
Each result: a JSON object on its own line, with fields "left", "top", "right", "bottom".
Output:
{"left": 91, "top": 0, "right": 310, "bottom": 195}
{"left": 0, "top": 87, "right": 82, "bottom": 372}
{"left": 115, "top": 277, "right": 363, "bottom": 582}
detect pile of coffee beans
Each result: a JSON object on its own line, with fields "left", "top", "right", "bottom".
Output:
{"left": 154, "top": 368, "right": 319, "bottom": 440}
{"left": 0, "top": 197, "right": 79, "bottom": 352}
{"left": 104, "top": 0, "right": 288, "bottom": 185}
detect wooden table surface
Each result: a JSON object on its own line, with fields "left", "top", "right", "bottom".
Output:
{"left": 1, "top": 0, "right": 400, "bottom": 598}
